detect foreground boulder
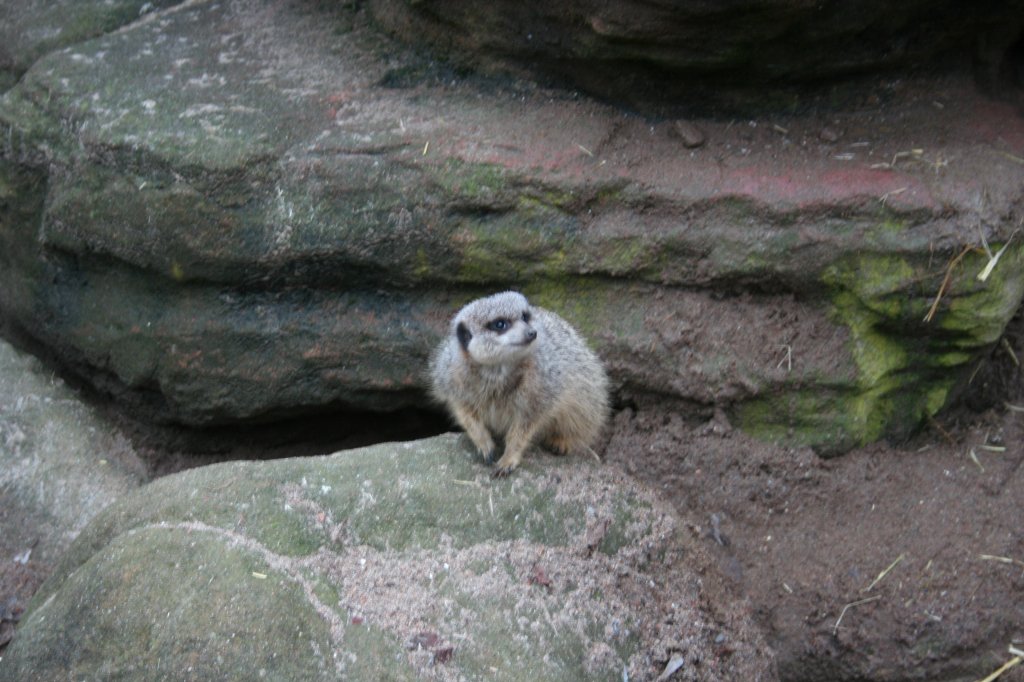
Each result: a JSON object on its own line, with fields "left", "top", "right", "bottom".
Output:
{"left": 0, "top": 337, "right": 144, "bottom": 651}
{"left": 0, "top": 435, "right": 776, "bottom": 680}
{"left": 1, "top": 0, "right": 1023, "bottom": 454}
{"left": 0, "top": 338, "right": 143, "bottom": 564}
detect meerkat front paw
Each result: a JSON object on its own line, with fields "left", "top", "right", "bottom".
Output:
{"left": 451, "top": 405, "right": 497, "bottom": 464}
{"left": 491, "top": 450, "right": 523, "bottom": 477}
{"left": 458, "top": 431, "right": 496, "bottom": 464}
{"left": 491, "top": 463, "right": 516, "bottom": 478}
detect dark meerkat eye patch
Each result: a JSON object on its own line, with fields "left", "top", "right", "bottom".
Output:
{"left": 522, "top": 311, "right": 531, "bottom": 323}
{"left": 456, "top": 322, "right": 472, "bottom": 351}
{"left": 486, "top": 318, "right": 510, "bottom": 333}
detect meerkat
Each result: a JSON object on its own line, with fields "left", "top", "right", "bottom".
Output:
{"left": 430, "top": 291, "right": 609, "bottom": 477}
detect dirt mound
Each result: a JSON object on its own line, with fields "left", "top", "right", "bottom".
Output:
{"left": 605, "top": 310, "right": 1024, "bottom": 680}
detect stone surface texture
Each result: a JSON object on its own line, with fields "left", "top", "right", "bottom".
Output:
{"left": 0, "top": 339, "right": 144, "bottom": 564}
{"left": 366, "top": 0, "right": 1024, "bottom": 108}
{"left": 0, "top": 434, "right": 775, "bottom": 681}
{"left": 1, "top": 0, "right": 1023, "bottom": 455}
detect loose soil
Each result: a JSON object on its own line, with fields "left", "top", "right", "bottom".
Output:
{"left": 603, "top": 312, "right": 1024, "bottom": 681}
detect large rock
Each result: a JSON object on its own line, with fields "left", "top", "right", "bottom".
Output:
{"left": 0, "top": 435, "right": 776, "bottom": 680}
{"left": 0, "top": 336, "right": 144, "bottom": 651}
{"left": 0, "top": 0, "right": 183, "bottom": 90}
{"left": 1, "top": 0, "right": 1023, "bottom": 453}
{"left": 366, "top": 0, "right": 1024, "bottom": 109}
{"left": 0, "top": 338, "right": 144, "bottom": 564}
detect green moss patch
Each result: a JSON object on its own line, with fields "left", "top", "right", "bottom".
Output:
{"left": 3, "top": 435, "right": 717, "bottom": 681}
{"left": 740, "top": 242, "right": 1024, "bottom": 454}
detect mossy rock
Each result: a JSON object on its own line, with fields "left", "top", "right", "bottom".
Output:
{"left": 739, "top": 242, "right": 1024, "bottom": 454}
{"left": 1, "top": 0, "right": 1023, "bottom": 454}
{"left": 0, "top": 339, "right": 143, "bottom": 564}
{"left": 0, "top": 435, "right": 775, "bottom": 681}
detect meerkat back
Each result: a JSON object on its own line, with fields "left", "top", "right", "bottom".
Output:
{"left": 531, "top": 307, "right": 609, "bottom": 455}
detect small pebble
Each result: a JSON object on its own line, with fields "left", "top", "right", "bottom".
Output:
{"left": 671, "top": 120, "right": 706, "bottom": 148}
{"left": 819, "top": 127, "right": 840, "bottom": 143}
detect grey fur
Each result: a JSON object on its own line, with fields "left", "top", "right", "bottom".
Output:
{"left": 430, "top": 291, "right": 609, "bottom": 476}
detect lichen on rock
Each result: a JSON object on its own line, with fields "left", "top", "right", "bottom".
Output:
{"left": 740, "top": 241, "right": 1024, "bottom": 454}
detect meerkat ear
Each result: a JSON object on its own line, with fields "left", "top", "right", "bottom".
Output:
{"left": 456, "top": 322, "right": 472, "bottom": 351}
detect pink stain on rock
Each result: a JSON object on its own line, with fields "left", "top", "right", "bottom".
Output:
{"left": 719, "top": 166, "right": 936, "bottom": 212}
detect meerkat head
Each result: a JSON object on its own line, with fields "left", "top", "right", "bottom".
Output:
{"left": 452, "top": 291, "right": 537, "bottom": 366}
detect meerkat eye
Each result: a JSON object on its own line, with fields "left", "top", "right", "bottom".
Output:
{"left": 487, "top": 318, "right": 510, "bottom": 332}
{"left": 522, "top": 311, "right": 531, "bottom": 323}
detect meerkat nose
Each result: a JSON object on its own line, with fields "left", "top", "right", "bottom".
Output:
{"left": 525, "top": 329, "right": 537, "bottom": 342}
